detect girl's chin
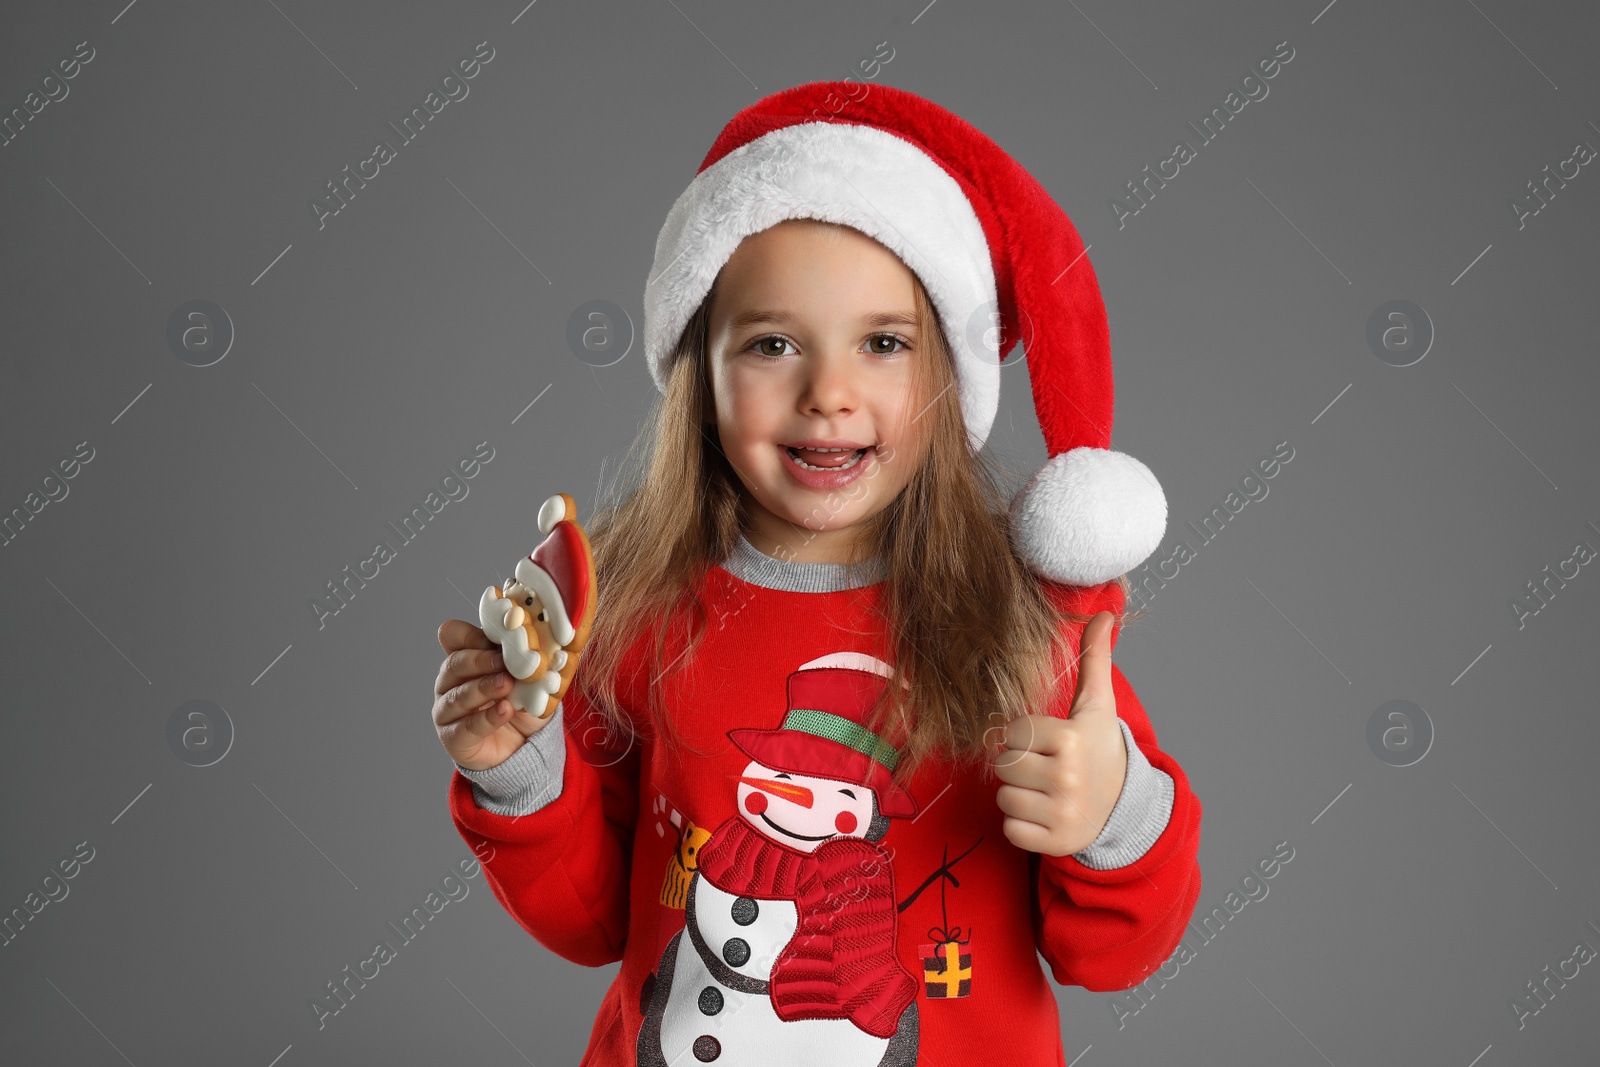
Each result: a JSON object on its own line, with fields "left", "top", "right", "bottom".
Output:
{"left": 752, "top": 495, "right": 870, "bottom": 533}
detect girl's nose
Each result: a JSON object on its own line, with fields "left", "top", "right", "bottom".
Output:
{"left": 737, "top": 776, "right": 814, "bottom": 807}
{"left": 801, "top": 352, "right": 859, "bottom": 416}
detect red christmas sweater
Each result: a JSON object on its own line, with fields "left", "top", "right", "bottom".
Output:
{"left": 448, "top": 535, "right": 1203, "bottom": 1066}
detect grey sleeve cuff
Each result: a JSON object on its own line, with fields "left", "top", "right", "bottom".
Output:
{"left": 455, "top": 704, "right": 567, "bottom": 817}
{"left": 1071, "top": 717, "right": 1175, "bottom": 871}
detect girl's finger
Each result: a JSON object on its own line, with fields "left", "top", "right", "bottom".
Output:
{"left": 1000, "top": 814, "right": 1055, "bottom": 855}
{"left": 506, "top": 707, "right": 546, "bottom": 739}
{"left": 1067, "top": 613, "right": 1116, "bottom": 718}
{"left": 990, "top": 747, "right": 1055, "bottom": 790}
{"left": 435, "top": 647, "right": 506, "bottom": 696}
{"left": 438, "top": 618, "right": 495, "bottom": 654}
{"left": 435, "top": 671, "right": 512, "bottom": 727}
{"left": 451, "top": 698, "right": 514, "bottom": 744}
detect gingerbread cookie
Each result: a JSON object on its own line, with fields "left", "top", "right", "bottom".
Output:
{"left": 478, "top": 493, "right": 598, "bottom": 721}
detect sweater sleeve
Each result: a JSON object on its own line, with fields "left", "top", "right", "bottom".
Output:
{"left": 1069, "top": 714, "right": 1174, "bottom": 871}
{"left": 1030, "top": 582, "right": 1205, "bottom": 992}
{"left": 448, "top": 679, "right": 642, "bottom": 968}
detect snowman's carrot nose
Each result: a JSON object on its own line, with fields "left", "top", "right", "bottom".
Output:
{"left": 738, "top": 776, "right": 814, "bottom": 807}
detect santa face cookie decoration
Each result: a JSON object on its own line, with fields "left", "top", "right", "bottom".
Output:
{"left": 478, "top": 493, "right": 597, "bottom": 720}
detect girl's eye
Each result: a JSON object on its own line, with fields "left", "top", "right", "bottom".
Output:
{"left": 524, "top": 597, "right": 534, "bottom": 605}
{"left": 748, "top": 335, "right": 796, "bottom": 359}
{"left": 865, "top": 333, "right": 911, "bottom": 356}
{"left": 537, "top": 611, "right": 547, "bottom": 622}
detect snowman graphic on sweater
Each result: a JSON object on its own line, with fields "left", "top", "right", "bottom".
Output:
{"left": 637, "top": 653, "right": 921, "bottom": 1066}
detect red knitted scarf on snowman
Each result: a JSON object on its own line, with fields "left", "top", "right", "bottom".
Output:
{"left": 693, "top": 815, "right": 918, "bottom": 1040}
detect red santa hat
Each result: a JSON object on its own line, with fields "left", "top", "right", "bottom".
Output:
{"left": 641, "top": 80, "right": 1167, "bottom": 586}
{"left": 513, "top": 494, "right": 593, "bottom": 647}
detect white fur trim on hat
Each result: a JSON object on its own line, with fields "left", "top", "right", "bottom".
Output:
{"left": 514, "top": 556, "right": 575, "bottom": 646}
{"left": 644, "top": 121, "right": 1001, "bottom": 453}
{"left": 1009, "top": 448, "right": 1168, "bottom": 586}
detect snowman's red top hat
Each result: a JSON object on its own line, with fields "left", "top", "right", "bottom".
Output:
{"left": 728, "top": 654, "right": 918, "bottom": 819}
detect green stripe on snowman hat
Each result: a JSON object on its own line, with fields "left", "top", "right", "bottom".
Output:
{"left": 642, "top": 81, "right": 1168, "bottom": 586}
{"left": 727, "top": 652, "right": 919, "bottom": 819}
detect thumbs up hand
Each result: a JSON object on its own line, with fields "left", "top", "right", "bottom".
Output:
{"left": 991, "top": 612, "right": 1128, "bottom": 857}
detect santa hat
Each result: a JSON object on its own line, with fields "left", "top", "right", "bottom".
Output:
{"left": 513, "top": 494, "right": 593, "bottom": 647}
{"left": 727, "top": 652, "right": 918, "bottom": 818}
{"left": 641, "top": 81, "right": 1166, "bottom": 586}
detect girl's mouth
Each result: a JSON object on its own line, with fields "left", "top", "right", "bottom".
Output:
{"left": 779, "top": 444, "right": 877, "bottom": 490}
{"left": 785, "top": 445, "right": 869, "bottom": 471}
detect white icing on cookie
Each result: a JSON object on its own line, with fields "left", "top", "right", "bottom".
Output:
{"left": 478, "top": 585, "right": 543, "bottom": 679}
{"left": 537, "top": 494, "right": 567, "bottom": 535}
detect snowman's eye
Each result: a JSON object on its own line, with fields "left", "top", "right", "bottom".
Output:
{"left": 773, "top": 772, "right": 791, "bottom": 780}
{"left": 838, "top": 788, "right": 857, "bottom": 799}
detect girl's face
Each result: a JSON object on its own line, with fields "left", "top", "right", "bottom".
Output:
{"left": 706, "top": 219, "right": 934, "bottom": 562}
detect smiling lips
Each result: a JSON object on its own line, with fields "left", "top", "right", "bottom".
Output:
{"left": 778, "top": 444, "right": 877, "bottom": 489}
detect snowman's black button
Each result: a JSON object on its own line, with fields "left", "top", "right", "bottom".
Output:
{"left": 721, "top": 937, "right": 750, "bottom": 967}
{"left": 698, "top": 985, "right": 723, "bottom": 1015}
{"left": 730, "top": 897, "right": 759, "bottom": 926}
{"left": 693, "top": 1034, "right": 721, "bottom": 1061}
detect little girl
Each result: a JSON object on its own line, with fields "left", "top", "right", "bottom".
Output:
{"left": 432, "top": 81, "right": 1202, "bottom": 1066}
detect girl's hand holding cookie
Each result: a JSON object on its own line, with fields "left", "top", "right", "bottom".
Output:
{"left": 992, "top": 612, "right": 1128, "bottom": 857}
{"left": 433, "top": 618, "right": 556, "bottom": 772}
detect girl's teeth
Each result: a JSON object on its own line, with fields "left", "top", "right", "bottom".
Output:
{"left": 788, "top": 447, "right": 866, "bottom": 472}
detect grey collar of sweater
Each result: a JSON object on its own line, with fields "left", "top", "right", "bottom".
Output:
{"left": 717, "top": 531, "right": 887, "bottom": 593}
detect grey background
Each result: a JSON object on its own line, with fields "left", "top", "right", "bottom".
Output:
{"left": 3, "top": 0, "right": 1597, "bottom": 1064}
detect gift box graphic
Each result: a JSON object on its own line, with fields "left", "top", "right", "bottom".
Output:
{"left": 901, "top": 838, "right": 981, "bottom": 1000}
{"left": 920, "top": 930, "right": 972, "bottom": 998}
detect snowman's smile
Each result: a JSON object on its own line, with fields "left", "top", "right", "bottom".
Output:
{"left": 756, "top": 811, "right": 837, "bottom": 842}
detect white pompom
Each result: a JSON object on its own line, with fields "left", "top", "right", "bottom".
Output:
{"left": 1009, "top": 448, "right": 1167, "bottom": 585}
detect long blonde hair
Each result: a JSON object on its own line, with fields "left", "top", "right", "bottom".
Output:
{"left": 577, "top": 242, "right": 1135, "bottom": 789}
